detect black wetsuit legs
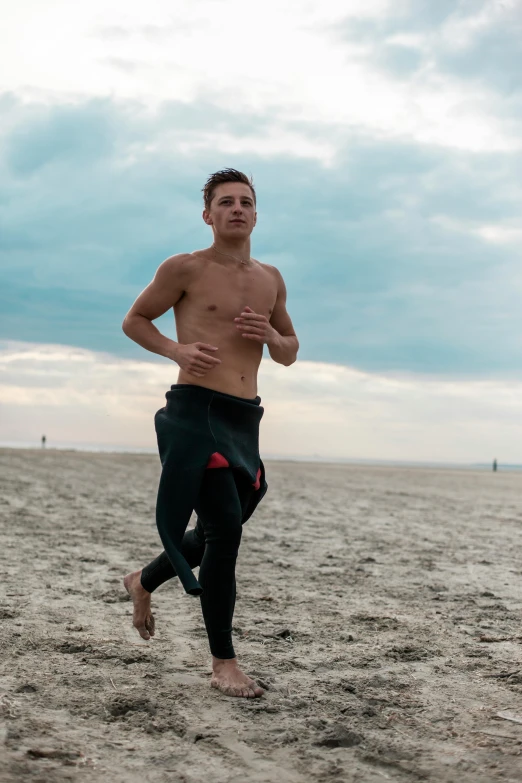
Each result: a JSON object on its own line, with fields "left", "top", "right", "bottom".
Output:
{"left": 141, "top": 468, "right": 255, "bottom": 659}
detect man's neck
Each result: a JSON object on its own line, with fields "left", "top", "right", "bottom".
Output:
{"left": 211, "top": 238, "right": 251, "bottom": 261}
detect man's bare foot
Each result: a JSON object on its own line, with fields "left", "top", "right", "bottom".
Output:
{"left": 123, "top": 570, "right": 155, "bottom": 640}
{"left": 211, "top": 657, "right": 265, "bottom": 698}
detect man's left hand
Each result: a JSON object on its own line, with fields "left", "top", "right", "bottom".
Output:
{"left": 234, "top": 306, "right": 278, "bottom": 345}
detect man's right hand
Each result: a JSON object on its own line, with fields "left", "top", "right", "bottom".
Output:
{"left": 173, "top": 343, "right": 221, "bottom": 377}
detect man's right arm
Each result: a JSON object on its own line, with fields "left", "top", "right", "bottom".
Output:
{"left": 122, "top": 254, "right": 221, "bottom": 377}
{"left": 122, "top": 254, "right": 190, "bottom": 361}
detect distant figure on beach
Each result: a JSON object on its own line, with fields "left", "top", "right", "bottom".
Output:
{"left": 493, "top": 458, "right": 497, "bottom": 472}
{"left": 41, "top": 435, "right": 46, "bottom": 448}
{"left": 121, "top": 169, "right": 299, "bottom": 698}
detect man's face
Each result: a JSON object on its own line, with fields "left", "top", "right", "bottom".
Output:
{"left": 203, "top": 182, "right": 257, "bottom": 239}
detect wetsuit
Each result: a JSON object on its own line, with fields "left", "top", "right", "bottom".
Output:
{"left": 140, "top": 384, "right": 268, "bottom": 659}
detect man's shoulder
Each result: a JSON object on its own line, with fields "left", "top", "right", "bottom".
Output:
{"left": 163, "top": 252, "right": 200, "bottom": 267}
{"left": 257, "top": 261, "right": 284, "bottom": 283}
{"left": 256, "top": 260, "right": 278, "bottom": 273}
{"left": 159, "top": 252, "right": 204, "bottom": 277}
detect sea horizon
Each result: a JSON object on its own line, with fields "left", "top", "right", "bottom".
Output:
{"left": 0, "top": 440, "right": 516, "bottom": 472}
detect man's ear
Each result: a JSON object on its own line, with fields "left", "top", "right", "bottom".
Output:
{"left": 202, "top": 209, "right": 212, "bottom": 225}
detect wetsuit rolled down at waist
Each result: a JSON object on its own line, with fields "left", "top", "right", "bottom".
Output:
{"left": 141, "top": 384, "right": 268, "bottom": 598}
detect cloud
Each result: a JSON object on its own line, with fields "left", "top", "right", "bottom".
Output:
{"left": 2, "top": 1, "right": 521, "bottom": 152}
{"left": 325, "top": 0, "right": 522, "bottom": 149}
{"left": 6, "top": 101, "right": 115, "bottom": 175}
{"left": 1, "top": 340, "right": 520, "bottom": 463}
{"left": 431, "top": 215, "right": 522, "bottom": 244}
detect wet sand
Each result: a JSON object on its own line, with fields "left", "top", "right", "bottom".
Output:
{"left": 1, "top": 447, "right": 521, "bottom": 782}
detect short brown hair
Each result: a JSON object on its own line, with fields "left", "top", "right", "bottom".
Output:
{"left": 202, "top": 168, "right": 256, "bottom": 210}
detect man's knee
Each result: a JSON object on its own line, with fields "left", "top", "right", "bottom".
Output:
{"left": 224, "top": 518, "right": 243, "bottom": 548}
{"left": 203, "top": 512, "right": 243, "bottom": 550}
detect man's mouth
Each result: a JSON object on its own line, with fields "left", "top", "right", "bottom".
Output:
{"left": 230, "top": 219, "right": 245, "bottom": 224}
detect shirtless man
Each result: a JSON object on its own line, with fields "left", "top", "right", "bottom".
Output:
{"left": 122, "top": 169, "right": 299, "bottom": 698}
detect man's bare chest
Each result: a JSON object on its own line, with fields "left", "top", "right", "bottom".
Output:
{"left": 179, "top": 263, "right": 277, "bottom": 320}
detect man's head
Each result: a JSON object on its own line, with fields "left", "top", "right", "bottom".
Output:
{"left": 202, "top": 168, "right": 257, "bottom": 240}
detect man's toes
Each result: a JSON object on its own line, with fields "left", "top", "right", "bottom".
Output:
{"left": 222, "top": 684, "right": 243, "bottom": 697}
{"left": 145, "top": 615, "right": 155, "bottom": 636}
{"left": 136, "top": 624, "right": 150, "bottom": 640}
{"left": 210, "top": 678, "right": 262, "bottom": 698}
{"left": 245, "top": 678, "right": 263, "bottom": 697}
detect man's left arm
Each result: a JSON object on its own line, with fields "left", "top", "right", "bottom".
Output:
{"left": 235, "top": 267, "right": 299, "bottom": 366}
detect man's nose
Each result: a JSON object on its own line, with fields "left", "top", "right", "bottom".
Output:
{"left": 232, "top": 201, "right": 243, "bottom": 212}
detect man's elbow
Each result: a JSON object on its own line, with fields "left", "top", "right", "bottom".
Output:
{"left": 122, "top": 312, "right": 136, "bottom": 337}
{"left": 289, "top": 339, "right": 299, "bottom": 365}
{"left": 284, "top": 339, "right": 299, "bottom": 366}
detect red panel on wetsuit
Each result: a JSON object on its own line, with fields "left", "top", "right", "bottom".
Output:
{"left": 206, "top": 452, "right": 262, "bottom": 490}
{"left": 207, "top": 452, "right": 230, "bottom": 469}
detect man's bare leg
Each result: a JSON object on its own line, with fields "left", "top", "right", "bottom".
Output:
{"left": 211, "top": 657, "right": 265, "bottom": 698}
{"left": 123, "top": 570, "right": 155, "bottom": 640}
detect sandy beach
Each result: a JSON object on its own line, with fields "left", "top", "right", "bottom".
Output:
{"left": 1, "top": 447, "right": 521, "bottom": 782}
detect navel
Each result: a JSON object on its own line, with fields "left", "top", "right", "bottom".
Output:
{"left": 208, "top": 304, "right": 217, "bottom": 311}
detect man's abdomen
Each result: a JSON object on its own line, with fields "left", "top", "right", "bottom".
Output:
{"left": 176, "top": 337, "right": 262, "bottom": 399}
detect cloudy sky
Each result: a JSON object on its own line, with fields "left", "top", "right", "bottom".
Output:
{"left": 1, "top": 0, "right": 521, "bottom": 462}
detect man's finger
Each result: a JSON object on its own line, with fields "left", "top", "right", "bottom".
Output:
{"left": 193, "top": 358, "right": 215, "bottom": 367}
{"left": 239, "top": 312, "right": 265, "bottom": 320}
{"left": 193, "top": 362, "right": 216, "bottom": 372}
{"left": 236, "top": 317, "right": 265, "bottom": 325}
{"left": 239, "top": 325, "right": 264, "bottom": 334}
{"left": 197, "top": 354, "right": 221, "bottom": 364}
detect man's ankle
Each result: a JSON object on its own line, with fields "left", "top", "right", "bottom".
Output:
{"left": 212, "top": 656, "right": 238, "bottom": 669}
